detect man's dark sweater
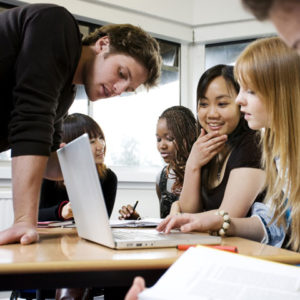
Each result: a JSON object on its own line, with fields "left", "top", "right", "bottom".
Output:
{"left": 0, "top": 4, "right": 81, "bottom": 156}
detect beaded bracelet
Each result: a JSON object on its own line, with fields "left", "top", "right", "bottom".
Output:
{"left": 210, "top": 210, "right": 231, "bottom": 237}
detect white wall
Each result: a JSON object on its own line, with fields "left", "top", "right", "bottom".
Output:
{"left": 9, "top": 0, "right": 276, "bottom": 43}
{"left": 0, "top": 190, "right": 13, "bottom": 231}
{"left": 0, "top": 0, "right": 278, "bottom": 226}
{"left": 7, "top": 0, "right": 276, "bottom": 113}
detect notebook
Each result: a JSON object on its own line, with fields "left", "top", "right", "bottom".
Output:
{"left": 57, "top": 133, "right": 221, "bottom": 249}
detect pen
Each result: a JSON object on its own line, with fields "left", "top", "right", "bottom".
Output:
{"left": 177, "top": 244, "right": 238, "bottom": 253}
{"left": 132, "top": 200, "right": 139, "bottom": 212}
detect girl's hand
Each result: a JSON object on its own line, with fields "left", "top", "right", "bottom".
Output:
{"left": 156, "top": 212, "right": 223, "bottom": 234}
{"left": 118, "top": 204, "right": 141, "bottom": 220}
{"left": 62, "top": 202, "right": 73, "bottom": 220}
{"left": 186, "top": 129, "right": 227, "bottom": 170}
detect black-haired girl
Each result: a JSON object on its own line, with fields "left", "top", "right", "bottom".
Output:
{"left": 119, "top": 105, "right": 197, "bottom": 219}
{"left": 39, "top": 113, "right": 117, "bottom": 221}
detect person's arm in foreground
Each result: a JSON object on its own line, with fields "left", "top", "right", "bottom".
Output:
{"left": 125, "top": 277, "right": 146, "bottom": 300}
{"left": 0, "top": 155, "right": 48, "bottom": 245}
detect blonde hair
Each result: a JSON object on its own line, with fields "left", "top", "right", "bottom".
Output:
{"left": 235, "top": 37, "right": 300, "bottom": 251}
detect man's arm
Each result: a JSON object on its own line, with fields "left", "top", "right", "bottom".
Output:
{"left": 0, "top": 155, "right": 48, "bottom": 245}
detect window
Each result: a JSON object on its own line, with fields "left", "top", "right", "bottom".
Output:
{"left": 0, "top": 151, "right": 10, "bottom": 160}
{"left": 205, "top": 39, "right": 256, "bottom": 69}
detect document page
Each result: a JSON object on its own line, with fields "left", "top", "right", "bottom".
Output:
{"left": 37, "top": 220, "right": 75, "bottom": 228}
{"left": 139, "top": 246, "right": 300, "bottom": 300}
{"left": 109, "top": 218, "right": 163, "bottom": 228}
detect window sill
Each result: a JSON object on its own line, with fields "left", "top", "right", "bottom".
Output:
{"left": 0, "top": 163, "right": 162, "bottom": 189}
{"left": 0, "top": 160, "right": 11, "bottom": 179}
{"left": 111, "top": 165, "right": 161, "bottom": 182}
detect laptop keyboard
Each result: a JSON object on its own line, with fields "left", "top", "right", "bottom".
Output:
{"left": 113, "top": 229, "right": 167, "bottom": 241}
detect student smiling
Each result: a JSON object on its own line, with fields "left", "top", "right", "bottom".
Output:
{"left": 176, "top": 64, "right": 266, "bottom": 219}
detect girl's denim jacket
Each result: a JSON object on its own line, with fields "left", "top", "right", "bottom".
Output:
{"left": 251, "top": 202, "right": 290, "bottom": 248}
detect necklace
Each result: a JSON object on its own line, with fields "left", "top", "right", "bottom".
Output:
{"left": 216, "top": 147, "right": 230, "bottom": 182}
{"left": 216, "top": 154, "right": 223, "bottom": 182}
{"left": 217, "top": 163, "right": 222, "bottom": 181}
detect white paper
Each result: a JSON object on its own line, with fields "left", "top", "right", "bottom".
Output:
{"left": 109, "top": 218, "right": 163, "bottom": 228}
{"left": 37, "top": 220, "right": 75, "bottom": 228}
{"left": 139, "top": 246, "right": 300, "bottom": 300}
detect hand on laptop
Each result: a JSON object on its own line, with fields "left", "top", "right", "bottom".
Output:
{"left": 118, "top": 204, "right": 141, "bottom": 220}
{"left": 156, "top": 211, "right": 223, "bottom": 234}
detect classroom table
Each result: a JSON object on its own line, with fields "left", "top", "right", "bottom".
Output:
{"left": 0, "top": 227, "right": 300, "bottom": 291}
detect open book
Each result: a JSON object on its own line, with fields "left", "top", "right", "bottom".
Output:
{"left": 139, "top": 246, "right": 300, "bottom": 300}
{"left": 109, "top": 218, "right": 163, "bottom": 228}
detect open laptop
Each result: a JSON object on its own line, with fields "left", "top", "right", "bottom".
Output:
{"left": 57, "top": 133, "right": 221, "bottom": 249}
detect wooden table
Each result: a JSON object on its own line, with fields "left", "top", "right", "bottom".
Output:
{"left": 0, "top": 228, "right": 300, "bottom": 290}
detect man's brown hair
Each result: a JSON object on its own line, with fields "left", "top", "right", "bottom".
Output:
{"left": 82, "top": 24, "right": 162, "bottom": 89}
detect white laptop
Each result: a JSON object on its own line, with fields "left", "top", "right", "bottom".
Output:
{"left": 57, "top": 133, "right": 221, "bottom": 249}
